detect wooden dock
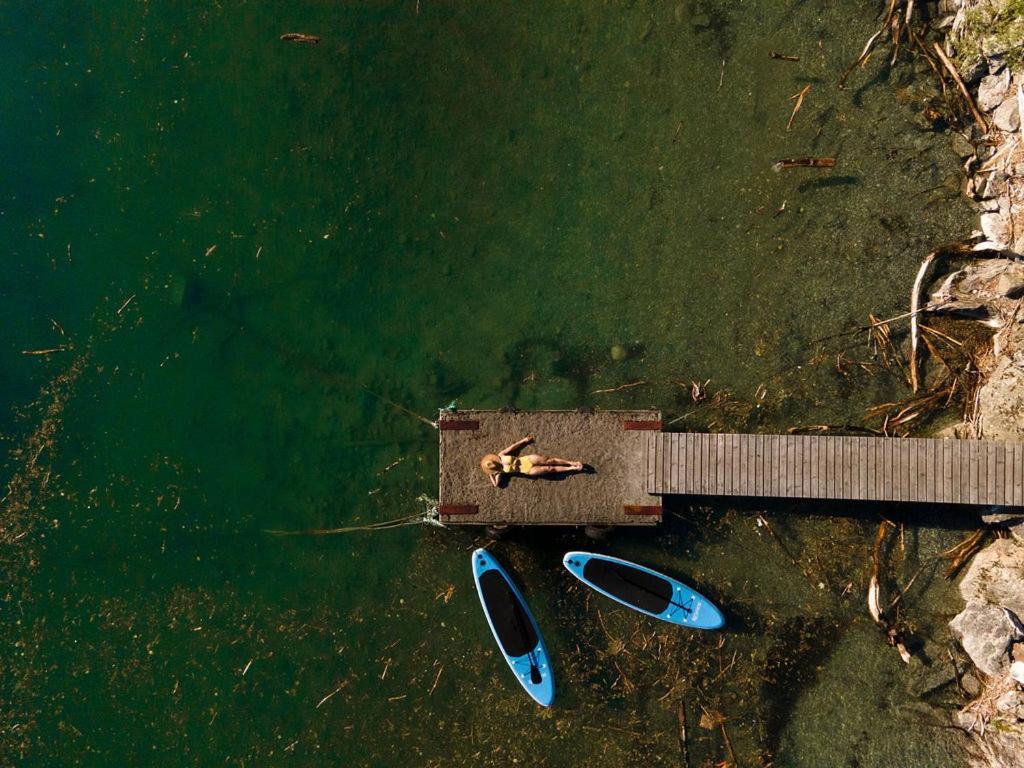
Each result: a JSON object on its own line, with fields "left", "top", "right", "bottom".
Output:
{"left": 438, "top": 410, "right": 662, "bottom": 526}
{"left": 437, "top": 410, "right": 1024, "bottom": 527}
{"left": 647, "top": 432, "right": 1024, "bottom": 506}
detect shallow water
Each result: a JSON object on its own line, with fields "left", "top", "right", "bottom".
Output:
{"left": 1, "top": 1, "right": 978, "bottom": 766}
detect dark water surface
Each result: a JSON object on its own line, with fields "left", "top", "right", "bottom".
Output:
{"left": 2, "top": 1, "right": 977, "bottom": 766}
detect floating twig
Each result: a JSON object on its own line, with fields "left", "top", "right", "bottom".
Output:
{"left": 281, "top": 33, "right": 320, "bottom": 44}
{"left": 909, "top": 250, "right": 938, "bottom": 392}
{"left": 428, "top": 664, "right": 444, "bottom": 695}
{"left": 770, "top": 51, "right": 800, "bottom": 62}
{"left": 21, "top": 346, "right": 70, "bottom": 356}
{"left": 839, "top": 30, "right": 883, "bottom": 89}
{"left": 772, "top": 157, "right": 835, "bottom": 171}
{"left": 787, "top": 85, "right": 812, "bottom": 131}
{"left": 117, "top": 294, "right": 136, "bottom": 315}
{"left": 316, "top": 682, "right": 348, "bottom": 709}
{"left": 591, "top": 379, "right": 648, "bottom": 395}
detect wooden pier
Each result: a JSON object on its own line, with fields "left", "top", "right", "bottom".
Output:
{"left": 647, "top": 432, "right": 1024, "bottom": 506}
{"left": 438, "top": 410, "right": 1024, "bottom": 527}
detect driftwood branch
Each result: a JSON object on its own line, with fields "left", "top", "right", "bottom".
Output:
{"left": 931, "top": 43, "right": 988, "bottom": 132}
{"left": 910, "top": 251, "right": 938, "bottom": 392}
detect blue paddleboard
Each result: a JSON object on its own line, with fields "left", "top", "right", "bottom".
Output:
{"left": 471, "top": 549, "right": 555, "bottom": 707}
{"left": 563, "top": 551, "right": 724, "bottom": 630}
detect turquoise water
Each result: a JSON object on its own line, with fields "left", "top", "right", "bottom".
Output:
{"left": 2, "top": 1, "right": 977, "bottom": 766}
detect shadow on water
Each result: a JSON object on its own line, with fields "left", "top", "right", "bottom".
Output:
{"left": 798, "top": 175, "right": 861, "bottom": 192}
{"left": 761, "top": 615, "right": 847, "bottom": 758}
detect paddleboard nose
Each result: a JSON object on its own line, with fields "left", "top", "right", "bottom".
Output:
{"left": 702, "top": 603, "right": 725, "bottom": 630}
{"left": 472, "top": 548, "right": 491, "bottom": 573}
{"left": 562, "top": 552, "right": 584, "bottom": 575}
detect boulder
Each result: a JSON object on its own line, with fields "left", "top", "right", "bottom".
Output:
{"left": 960, "top": 538, "right": 1024, "bottom": 619}
{"left": 981, "top": 211, "right": 1011, "bottom": 246}
{"left": 993, "top": 96, "right": 1021, "bottom": 133}
{"left": 978, "top": 70, "right": 1012, "bottom": 112}
{"left": 976, "top": 358, "right": 1024, "bottom": 440}
{"left": 949, "top": 599, "right": 1024, "bottom": 676}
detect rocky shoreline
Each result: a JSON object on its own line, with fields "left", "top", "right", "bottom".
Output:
{"left": 929, "top": 2, "right": 1024, "bottom": 765}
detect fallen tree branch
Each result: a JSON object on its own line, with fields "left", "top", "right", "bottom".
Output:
{"left": 932, "top": 42, "right": 988, "bottom": 132}
{"left": 910, "top": 250, "right": 938, "bottom": 392}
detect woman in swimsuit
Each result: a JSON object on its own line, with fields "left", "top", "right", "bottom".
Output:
{"left": 480, "top": 435, "right": 585, "bottom": 487}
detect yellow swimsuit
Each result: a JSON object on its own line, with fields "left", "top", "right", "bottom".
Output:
{"left": 500, "top": 455, "right": 533, "bottom": 473}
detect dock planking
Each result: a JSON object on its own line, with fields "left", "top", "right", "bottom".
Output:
{"left": 648, "top": 432, "right": 1024, "bottom": 506}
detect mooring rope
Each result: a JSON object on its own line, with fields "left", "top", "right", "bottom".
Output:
{"left": 264, "top": 496, "right": 443, "bottom": 536}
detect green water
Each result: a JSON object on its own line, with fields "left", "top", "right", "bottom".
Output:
{"left": 2, "top": 1, "right": 980, "bottom": 766}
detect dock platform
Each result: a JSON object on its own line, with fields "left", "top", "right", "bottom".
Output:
{"left": 437, "top": 410, "right": 662, "bottom": 526}
{"left": 438, "top": 410, "right": 1024, "bottom": 527}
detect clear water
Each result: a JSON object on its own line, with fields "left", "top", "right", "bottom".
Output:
{"left": 1, "top": 1, "right": 978, "bottom": 766}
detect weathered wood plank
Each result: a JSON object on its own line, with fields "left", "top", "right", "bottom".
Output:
{"left": 702, "top": 432, "right": 712, "bottom": 496}
{"left": 986, "top": 442, "right": 996, "bottom": 506}
{"left": 968, "top": 441, "right": 979, "bottom": 505}
{"left": 686, "top": 432, "right": 695, "bottom": 494}
{"left": 924, "top": 440, "right": 934, "bottom": 504}
{"left": 994, "top": 441, "right": 1005, "bottom": 507}
{"left": 862, "top": 438, "right": 871, "bottom": 501}
{"left": 839, "top": 437, "right": 848, "bottom": 499}
{"left": 1014, "top": 442, "right": 1022, "bottom": 507}
{"left": 851, "top": 438, "right": 861, "bottom": 500}
{"left": 790, "top": 436, "right": 798, "bottom": 495}
{"left": 733, "top": 436, "right": 741, "bottom": 495}
{"left": 811, "top": 436, "right": 818, "bottom": 498}
{"left": 906, "top": 439, "right": 917, "bottom": 502}
{"left": 1006, "top": 442, "right": 1015, "bottom": 507}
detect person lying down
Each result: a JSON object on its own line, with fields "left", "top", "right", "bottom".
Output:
{"left": 479, "top": 434, "right": 586, "bottom": 488}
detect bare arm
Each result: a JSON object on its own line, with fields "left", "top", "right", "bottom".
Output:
{"left": 490, "top": 473, "right": 501, "bottom": 488}
{"left": 498, "top": 434, "right": 534, "bottom": 456}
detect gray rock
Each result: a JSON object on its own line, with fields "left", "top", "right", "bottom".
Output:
{"left": 981, "top": 211, "right": 1011, "bottom": 245}
{"left": 996, "top": 271, "right": 1024, "bottom": 298}
{"left": 962, "top": 671, "right": 982, "bottom": 696}
{"left": 959, "top": 539, "right": 1024, "bottom": 619}
{"left": 1012, "top": 521, "right": 1024, "bottom": 543}
{"left": 978, "top": 70, "right": 1012, "bottom": 112}
{"left": 952, "top": 131, "right": 976, "bottom": 158}
{"left": 993, "top": 96, "right": 1021, "bottom": 133}
{"left": 996, "top": 689, "right": 1024, "bottom": 720}
{"left": 949, "top": 599, "right": 1024, "bottom": 676}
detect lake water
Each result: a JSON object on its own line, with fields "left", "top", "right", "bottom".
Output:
{"left": 2, "top": 1, "right": 978, "bottom": 766}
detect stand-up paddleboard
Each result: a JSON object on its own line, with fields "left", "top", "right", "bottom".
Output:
{"left": 471, "top": 549, "right": 555, "bottom": 707}
{"left": 562, "top": 552, "right": 724, "bottom": 630}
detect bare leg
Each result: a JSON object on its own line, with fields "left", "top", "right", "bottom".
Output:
{"left": 523, "top": 454, "right": 580, "bottom": 467}
{"left": 526, "top": 465, "right": 580, "bottom": 476}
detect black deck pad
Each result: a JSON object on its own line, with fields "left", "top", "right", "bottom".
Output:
{"left": 583, "top": 558, "right": 672, "bottom": 614}
{"left": 479, "top": 570, "right": 538, "bottom": 658}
